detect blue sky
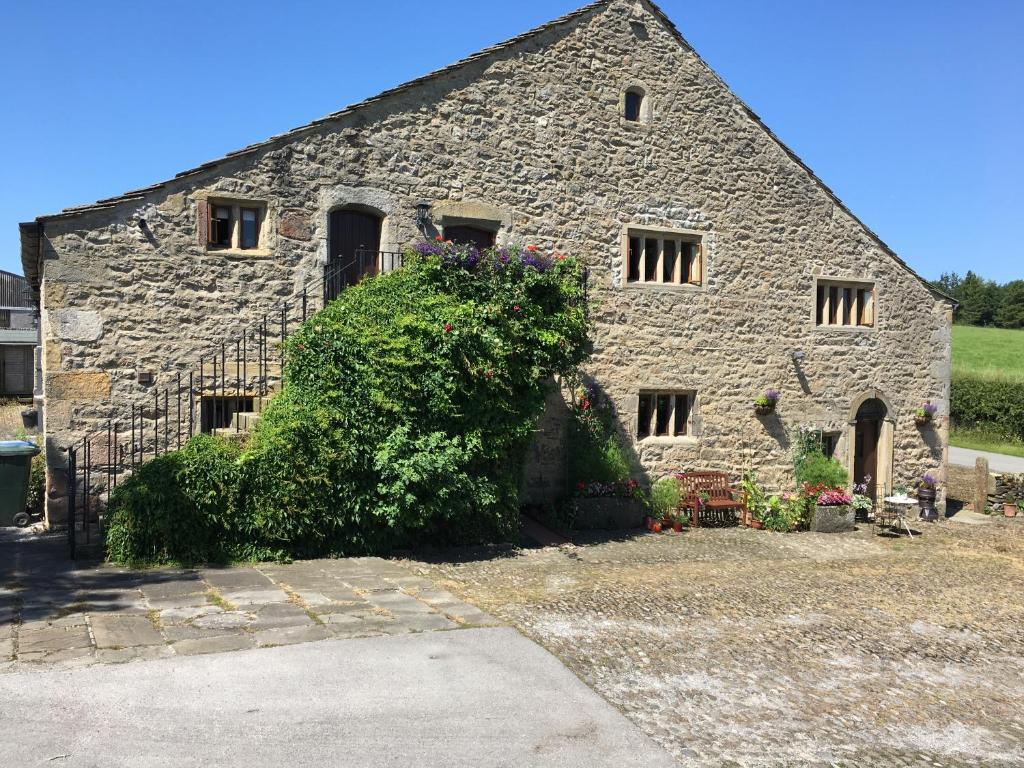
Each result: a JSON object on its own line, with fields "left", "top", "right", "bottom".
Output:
{"left": 1, "top": 0, "right": 1020, "bottom": 281}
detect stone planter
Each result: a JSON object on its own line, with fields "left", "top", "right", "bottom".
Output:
{"left": 574, "top": 497, "right": 645, "bottom": 530}
{"left": 810, "top": 504, "right": 855, "bottom": 533}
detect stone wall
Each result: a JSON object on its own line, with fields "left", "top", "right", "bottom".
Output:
{"left": 990, "top": 473, "right": 1024, "bottom": 511}
{"left": 31, "top": 0, "right": 951, "bottom": 524}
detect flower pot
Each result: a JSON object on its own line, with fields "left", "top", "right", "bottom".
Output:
{"left": 651, "top": 521, "right": 663, "bottom": 533}
{"left": 750, "top": 519, "right": 763, "bottom": 530}
{"left": 917, "top": 487, "right": 938, "bottom": 521}
{"left": 914, "top": 416, "right": 931, "bottom": 427}
{"left": 754, "top": 404, "right": 775, "bottom": 416}
{"left": 1005, "top": 504, "right": 1018, "bottom": 518}
{"left": 21, "top": 409, "right": 38, "bottom": 429}
{"left": 672, "top": 521, "right": 683, "bottom": 532}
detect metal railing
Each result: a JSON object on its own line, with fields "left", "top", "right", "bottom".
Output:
{"left": 64, "top": 250, "right": 403, "bottom": 558}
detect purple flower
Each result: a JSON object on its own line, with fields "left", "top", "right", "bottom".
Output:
{"left": 764, "top": 389, "right": 780, "bottom": 402}
{"left": 414, "top": 241, "right": 442, "bottom": 256}
{"left": 923, "top": 402, "right": 938, "bottom": 416}
{"left": 920, "top": 472, "right": 937, "bottom": 489}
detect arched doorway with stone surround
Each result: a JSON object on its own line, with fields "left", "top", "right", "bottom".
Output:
{"left": 847, "top": 391, "right": 895, "bottom": 502}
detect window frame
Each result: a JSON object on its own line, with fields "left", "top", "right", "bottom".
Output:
{"left": 813, "top": 277, "right": 877, "bottom": 331}
{"left": 622, "top": 226, "right": 704, "bottom": 289}
{"left": 637, "top": 389, "right": 697, "bottom": 442}
{"left": 205, "top": 199, "right": 268, "bottom": 253}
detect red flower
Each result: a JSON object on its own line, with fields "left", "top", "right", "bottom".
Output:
{"left": 443, "top": 323, "right": 452, "bottom": 333}
{"left": 576, "top": 481, "right": 586, "bottom": 491}
{"left": 580, "top": 399, "right": 591, "bottom": 410}
{"left": 526, "top": 244, "right": 538, "bottom": 252}
{"left": 434, "top": 235, "right": 443, "bottom": 241}
{"left": 513, "top": 305, "right": 521, "bottom": 312}
{"left": 553, "top": 252, "right": 566, "bottom": 261}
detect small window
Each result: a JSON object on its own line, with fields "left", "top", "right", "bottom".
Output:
{"left": 624, "top": 88, "right": 646, "bottom": 122}
{"left": 816, "top": 279, "right": 875, "bottom": 328}
{"left": 0, "top": 310, "right": 10, "bottom": 330}
{"left": 638, "top": 391, "right": 695, "bottom": 439}
{"left": 625, "top": 229, "right": 703, "bottom": 286}
{"left": 209, "top": 205, "right": 232, "bottom": 247}
{"left": 443, "top": 224, "right": 496, "bottom": 249}
{"left": 240, "top": 208, "right": 260, "bottom": 250}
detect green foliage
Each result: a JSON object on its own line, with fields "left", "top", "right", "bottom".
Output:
{"left": 26, "top": 451, "right": 45, "bottom": 514}
{"left": 106, "top": 435, "right": 246, "bottom": 565}
{"left": 567, "top": 390, "right": 633, "bottom": 488}
{"left": 649, "top": 477, "right": 682, "bottom": 519}
{"left": 760, "top": 495, "right": 802, "bottom": 532}
{"left": 933, "top": 271, "right": 1024, "bottom": 329}
{"left": 795, "top": 451, "right": 850, "bottom": 488}
{"left": 951, "top": 373, "right": 1024, "bottom": 443}
{"left": 240, "top": 243, "right": 588, "bottom": 557}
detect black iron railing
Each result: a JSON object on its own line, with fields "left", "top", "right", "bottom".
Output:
{"left": 64, "top": 250, "right": 403, "bottom": 558}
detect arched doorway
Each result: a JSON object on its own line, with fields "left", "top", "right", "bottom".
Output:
{"left": 327, "top": 208, "right": 382, "bottom": 298}
{"left": 854, "top": 398, "right": 888, "bottom": 501}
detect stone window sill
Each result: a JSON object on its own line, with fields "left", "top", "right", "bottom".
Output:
{"left": 208, "top": 248, "right": 274, "bottom": 260}
{"left": 638, "top": 436, "right": 699, "bottom": 447}
{"left": 810, "top": 324, "right": 877, "bottom": 335}
{"left": 622, "top": 281, "right": 703, "bottom": 293}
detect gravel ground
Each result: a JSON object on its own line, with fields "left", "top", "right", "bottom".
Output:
{"left": 408, "top": 520, "right": 1024, "bottom": 768}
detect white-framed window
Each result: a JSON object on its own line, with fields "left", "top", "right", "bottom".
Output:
{"left": 816, "top": 279, "right": 875, "bottom": 328}
{"left": 625, "top": 228, "right": 703, "bottom": 286}
{"left": 206, "top": 200, "right": 266, "bottom": 251}
{"left": 638, "top": 390, "right": 695, "bottom": 439}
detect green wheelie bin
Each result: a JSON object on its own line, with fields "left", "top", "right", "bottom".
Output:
{"left": 0, "top": 440, "right": 41, "bottom": 527}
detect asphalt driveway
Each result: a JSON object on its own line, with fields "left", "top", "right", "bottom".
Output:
{"left": 0, "top": 626, "right": 675, "bottom": 768}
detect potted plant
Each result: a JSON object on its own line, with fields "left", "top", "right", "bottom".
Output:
{"left": 1004, "top": 497, "right": 1018, "bottom": 518}
{"left": 851, "top": 476, "right": 874, "bottom": 522}
{"left": 917, "top": 473, "right": 938, "bottom": 521}
{"left": 754, "top": 389, "right": 780, "bottom": 416}
{"left": 915, "top": 402, "right": 938, "bottom": 426}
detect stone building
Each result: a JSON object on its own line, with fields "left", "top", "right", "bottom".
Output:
{"left": 19, "top": 0, "right": 953, "bottom": 526}
{"left": 0, "top": 270, "right": 39, "bottom": 399}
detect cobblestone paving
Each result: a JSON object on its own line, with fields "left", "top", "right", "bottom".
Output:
{"left": 0, "top": 530, "right": 497, "bottom": 670}
{"left": 410, "top": 520, "right": 1024, "bottom": 768}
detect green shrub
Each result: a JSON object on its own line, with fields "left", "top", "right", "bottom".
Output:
{"left": 239, "top": 242, "right": 588, "bottom": 557}
{"left": 951, "top": 373, "right": 1024, "bottom": 442}
{"left": 567, "top": 381, "right": 633, "bottom": 487}
{"left": 649, "top": 476, "right": 682, "bottom": 519}
{"left": 106, "top": 435, "right": 243, "bottom": 565}
{"left": 795, "top": 451, "right": 849, "bottom": 488}
{"left": 26, "top": 452, "right": 45, "bottom": 514}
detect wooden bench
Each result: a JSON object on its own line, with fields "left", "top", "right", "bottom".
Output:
{"left": 675, "top": 471, "right": 747, "bottom": 528}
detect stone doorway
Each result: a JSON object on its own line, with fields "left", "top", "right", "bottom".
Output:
{"left": 852, "top": 396, "right": 892, "bottom": 500}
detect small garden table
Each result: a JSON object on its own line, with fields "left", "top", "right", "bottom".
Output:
{"left": 880, "top": 494, "right": 918, "bottom": 538}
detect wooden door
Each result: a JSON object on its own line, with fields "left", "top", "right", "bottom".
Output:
{"left": 328, "top": 209, "right": 382, "bottom": 293}
{"left": 854, "top": 418, "right": 879, "bottom": 499}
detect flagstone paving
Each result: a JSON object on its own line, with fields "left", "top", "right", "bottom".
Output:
{"left": 0, "top": 531, "right": 498, "bottom": 671}
{"left": 410, "top": 519, "right": 1024, "bottom": 768}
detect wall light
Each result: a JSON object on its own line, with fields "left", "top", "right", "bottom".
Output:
{"left": 414, "top": 200, "right": 432, "bottom": 234}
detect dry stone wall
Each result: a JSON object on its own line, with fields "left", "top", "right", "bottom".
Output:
{"left": 34, "top": 0, "right": 951, "bottom": 524}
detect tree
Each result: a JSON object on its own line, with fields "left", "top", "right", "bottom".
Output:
{"left": 956, "top": 271, "right": 1002, "bottom": 326}
{"left": 996, "top": 280, "right": 1024, "bottom": 329}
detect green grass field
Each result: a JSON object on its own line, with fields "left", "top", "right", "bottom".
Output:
{"left": 951, "top": 325, "right": 1024, "bottom": 456}
{"left": 952, "top": 324, "right": 1024, "bottom": 382}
